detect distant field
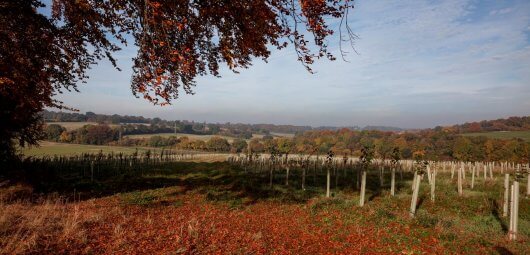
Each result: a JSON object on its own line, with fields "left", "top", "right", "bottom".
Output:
{"left": 46, "top": 122, "right": 120, "bottom": 131}
{"left": 125, "top": 132, "right": 294, "bottom": 141}
{"left": 271, "top": 132, "right": 295, "bottom": 138}
{"left": 124, "top": 133, "right": 240, "bottom": 142}
{"left": 46, "top": 122, "right": 295, "bottom": 140}
{"left": 22, "top": 141, "right": 150, "bottom": 157}
{"left": 461, "top": 130, "right": 530, "bottom": 142}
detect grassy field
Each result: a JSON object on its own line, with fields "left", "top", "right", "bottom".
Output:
{"left": 125, "top": 133, "right": 240, "bottom": 142}
{"left": 21, "top": 142, "right": 229, "bottom": 162}
{"left": 46, "top": 122, "right": 295, "bottom": 141}
{"left": 21, "top": 141, "right": 151, "bottom": 157}
{"left": 1, "top": 162, "right": 528, "bottom": 254}
{"left": 46, "top": 122, "right": 121, "bottom": 131}
{"left": 125, "top": 132, "right": 294, "bottom": 141}
{"left": 461, "top": 131, "right": 530, "bottom": 142}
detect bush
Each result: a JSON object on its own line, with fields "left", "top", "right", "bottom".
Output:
{"left": 44, "top": 124, "right": 66, "bottom": 142}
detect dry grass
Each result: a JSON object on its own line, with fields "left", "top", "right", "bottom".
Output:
{"left": 0, "top": 184, "right": 93, "bottom": 255}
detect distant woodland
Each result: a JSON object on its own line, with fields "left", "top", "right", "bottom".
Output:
{"left": 41, "top": 110, "right": 530, "bottom": 162}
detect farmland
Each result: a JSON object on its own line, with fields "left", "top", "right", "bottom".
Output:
{"left": 1, "top": 157, "right": 529, "bottom": 254}
{"left": 461, "top": 131, "right": 530, "bottom": 142}
{"left": 125, "top": 133, "right": 243, "bottom": 142}
{"left": 46, "top": 122, "right": 121, "bottom": 131}
{"left": 124, "top": 132, "right": 293, "bottom": 141}
{"left": 21, "top": 141, "right": 150, "bottom": 157}
{"left": 6, "top": 1, "right": 530, "bottom": 254}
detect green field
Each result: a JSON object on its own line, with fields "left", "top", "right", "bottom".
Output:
{"left": 461, "top": 131, "right": 530, "bottom": 142}
{"left": 46, "top": 122, "right": 122, "bottom": 131}
{"left": 21, "top": 141, "right": 151, "bottom": 157}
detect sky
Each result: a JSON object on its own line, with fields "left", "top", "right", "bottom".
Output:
{"left": 51, "top": 0, "right": 530, "bottom": 129}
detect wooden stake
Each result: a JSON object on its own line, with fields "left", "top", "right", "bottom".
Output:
{"left": 430, "top": 169, "right": 436, "bottom": 202}
{"left": 527, "top": 171, "right": 530, "bottom": 197}
{"left": 427, "top": 165, "right": 432, "bottom": 184}
{"left": 503, "top": 174, "right": 509, "bottom": 217}
{"left": 410, "top": 173, "right": 421, "bottom": 217}
{"left": 509, "top": 182, "right": 519, "bottom": 240}
{"left": 471, "top": 166, "right": 475, "bottom": 189}
{"left": 90, "top": 161, "right": 94, "bottom": 182}
{"left": 359, "top": 171, "right": 367, "bottom": 206}
{"left": 302, "top": 167, "right": 306, "bottom": 191}
{"left": 458, "top": 166, "right": 463, "bottom": 196}
{"left": 391, "top": 168, "right": 396, "bottom": 196}
{"left": 285, "top": 166, "right": 290, "bottom": 186}
{"left": 326, "top": 167, "right": 331, "bottom": 198}
{"left": 412, "top": 171, "right": 418, "bottom": 191}
{"left": 269, "top": 163, "right": 274, "bottom": 189}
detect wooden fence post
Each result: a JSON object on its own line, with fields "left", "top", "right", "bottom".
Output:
{"left": 359, "top": 171, "right": 367, "bottom": 206}
{"left": 458, "top": 166, "right": 463, "bottom": 196}
{"left": 269, "top": 162, "right": 274, "bottom": 189}
{"left": 430, "top": 169, "right": 436, "bottom": 202}
{"left": 302, "top": 167, "right": 306, "bottom": 191}
{"left": 285, "top": 166, "right": 290, "bottom": 186}
{"left": 326, "top": 166, "right": 331, "bottom": 198}
{"left": 412, "top": 171, "right": 418, "bottom": 191}
{"left": 391, "top": 168, "right": 396, "bottom": 196}
{"left": 509, "top": 181, "right": 519, "bottom": 240}
{"left": 427, "top": 165, "right": 432, "bottom": 184}
{"left": 471, "top": 166, "right": 475, "bottom": 189}
{"left": 410, "top": 173, "right": 421, "bottom": 217}
{"left": 526, "top": 171, "right": 530, "bottom": 197}
{"left": 503, "top": 174, "right": 509, "bottom": 217}
{"left": 90, "top": 161, "right": 94, "bottom": 182}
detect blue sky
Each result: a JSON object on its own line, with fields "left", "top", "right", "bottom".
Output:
{"left": 52, "top": 0, "right": 530, "bottom": 128}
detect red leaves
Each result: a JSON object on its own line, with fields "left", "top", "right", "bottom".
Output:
{"left": 47, "top": 192, "right": 449, "bottom": 254}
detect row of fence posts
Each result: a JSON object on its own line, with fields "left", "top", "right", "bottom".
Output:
{"left": 229, "top": 154, "right": 529, "bottom": 241}
{"left": 23, "top": 149, "right": 208, "bottom": 181}
{"left": 24, "top": 151, "right": 529, "bottom": 241}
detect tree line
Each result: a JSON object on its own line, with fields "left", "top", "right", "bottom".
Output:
{"left": 438, "top": 116, "right": 530, "bottom": 133}
{"left": 45, "top": 123, "right": 248, "bottom": 153}
{"left": 45, "top": 123, "right": 529, "bottom": 162}
{"left": 42, "top": 110, "right": 308, "bottom": 136}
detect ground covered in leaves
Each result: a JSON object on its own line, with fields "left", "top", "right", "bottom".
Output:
{"left": 1, "top": 162, "right": 529, "bottom": 254}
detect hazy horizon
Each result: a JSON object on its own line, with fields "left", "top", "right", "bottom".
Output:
{"left": 50, "top": 0, "right": 530, "bottom": 129}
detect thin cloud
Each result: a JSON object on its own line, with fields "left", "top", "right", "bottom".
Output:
{"left": 55, "top": 0, "right": 530, "bottom": 129}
